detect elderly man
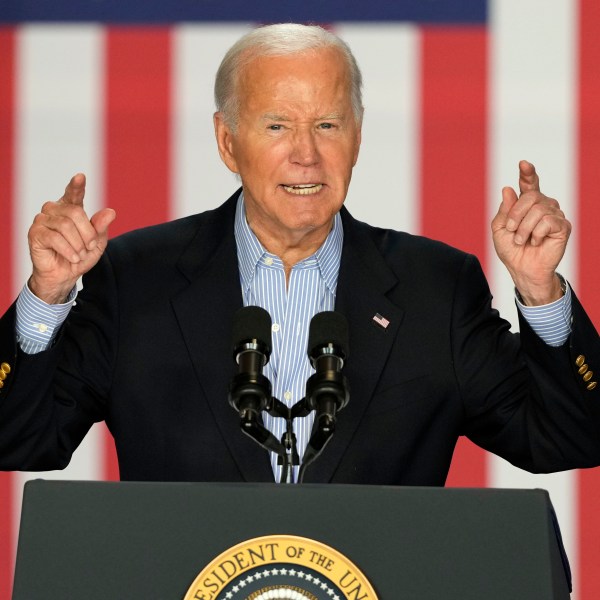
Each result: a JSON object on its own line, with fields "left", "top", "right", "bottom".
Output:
{"left": 0, "top": 23, "right": 598, "bottom": 484}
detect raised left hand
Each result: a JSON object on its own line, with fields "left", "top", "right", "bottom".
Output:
{"left": 491, "top": 160, "right": 571, "bottom": 306}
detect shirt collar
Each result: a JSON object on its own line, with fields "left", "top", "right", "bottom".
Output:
{"left": 234, "top": 192, "right": 343, "bottom": 295}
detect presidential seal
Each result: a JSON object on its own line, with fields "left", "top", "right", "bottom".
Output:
{"left": 184, "top": 534, "right": 378, "bottom": 600}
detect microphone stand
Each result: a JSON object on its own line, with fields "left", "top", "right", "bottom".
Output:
{"left": 233, "top": 393, "right": 300, "bottom": 484}
{"left": 271, "top": 399, "right": 300, "bottom": 484}
{"left": 231, "top": 370, "right": 348, "bottom": 484}
{"left": 233, "top": 373, "right": 348, "bottom": 484}
{"left": 291, "top": 397, "right": 336, "bottom": 484}
{"left": 294, "top": 351, "right": 349, "bottom": 483}
{"left": 234, "top": 390, "right": 347, "bottom": 484}
{"left": 230, "top": 308, "right": 349, "bottom": 484}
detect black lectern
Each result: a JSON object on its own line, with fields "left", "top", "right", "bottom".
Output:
{"left": 12, "top": 480, "right": 571, "bottom": 599}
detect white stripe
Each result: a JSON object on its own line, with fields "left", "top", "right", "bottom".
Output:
{"left": 335, "top": 24, "right": 419, "bottom": 233}
{"left": 171, "top": 24, "right": 253, "bottom": 220}
{"left": 14, "top": 25, "right": 104, "bottom": 293}
{"left": 13, "top": 24, "right": 105, "bottom": 545}
{"left": 488, "top": 1, "right": 578, "bottom": 591}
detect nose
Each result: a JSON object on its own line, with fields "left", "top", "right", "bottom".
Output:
{"left": 289, "top": 128, "right": 319, "bottom": 167}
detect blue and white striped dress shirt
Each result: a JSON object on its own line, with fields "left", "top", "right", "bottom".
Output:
{"left": 235, "top": 194, "right": 342, "bottom": 483}
{"left": 517, "top": 290, "right": 572, "bottom": 347}
{"left": 16, "top": 286, "right": 76, "bottom": 354}
{"left": 15, "top": 195, "right": 573, "bottom": 483}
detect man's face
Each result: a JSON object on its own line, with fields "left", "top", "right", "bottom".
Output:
{"left": 214, "top": 47, "right": 362, "bottom": 249}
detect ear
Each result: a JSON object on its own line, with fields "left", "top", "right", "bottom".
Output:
{"left": 213, "top": 112, "right": 239, "bottom": 174}
{"left": 352, "top": 122, "right": 362, "bottom": 167}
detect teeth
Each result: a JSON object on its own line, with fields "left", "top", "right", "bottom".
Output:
{"left": 282, "top": 184, "right": 323, "bottom": 195}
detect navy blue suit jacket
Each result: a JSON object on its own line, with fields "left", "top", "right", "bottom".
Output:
{"left": 0, "top": 190, "right": 599, "bottom": 483}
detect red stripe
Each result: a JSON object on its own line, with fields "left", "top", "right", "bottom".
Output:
{"left": 577, "top": 1, "right": 600, "bottom": 597}
{"left": 577, "top": 3, "right": 600, "bottom": 325}
{"left": 419, "top": 27, "right": 489, "bottom": 487}
{"left": 0, "top": 28, "right": 15, "bottom": 313}
{"left": 0, "top": 27, "right": 15, "bottom": 600}
{"left": 102, "top": 27, "right": 173, "bottom": 480}
{"left": 104, "top": 27, "right": 172, "bottom": 237}
{"left": 0, "top": 473, "right": 13, "bottom": 600}
{"left": 0, "top": 475, "right": 13, "bottom": 600}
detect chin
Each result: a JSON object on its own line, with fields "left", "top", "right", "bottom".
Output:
{"left": 284, "top": 212, "right": 335, "bottom": 233}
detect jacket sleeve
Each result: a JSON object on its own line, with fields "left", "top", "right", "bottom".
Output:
{"left": 0, "top": 254, "right": 118, "bottom": 471}
{"left": 454, "top": 255, "right": 600, "bottom": 472}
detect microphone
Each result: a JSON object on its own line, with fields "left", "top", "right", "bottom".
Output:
{"left": 228, "top": 306, "right": 273, "bottom": 429}
{"left": 305, "top": 311, "right": 350, "bottom": 434}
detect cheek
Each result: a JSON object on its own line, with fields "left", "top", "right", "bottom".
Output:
{"left": 242, "top": 143, "right": 289, "bottom": 179}
{"left": 322, "top": 135, "right": 358, "bottom": 163}
{"left": 322, "top": 149, "right": 356, "bottom": 182}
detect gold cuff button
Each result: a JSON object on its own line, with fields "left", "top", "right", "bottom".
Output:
{"left": 0, "top": 371, "right": 5, "bottom": 381}
{"left": 0, "top": 363, "right": 10, "bottom": 374}
{"left": 576, "top": 355, "right": 586, "bottom": 367}
{"left": 579, "top": 364, "right": 589, "bottom": 375}
{"left": 0, "top": 380, "right": 3, "bottom": 389}
{"left": 587, "top": 381, "right": 597, "bottom": 391}
{"left": 583, "top": 371, "right": 594, "bottom": 382}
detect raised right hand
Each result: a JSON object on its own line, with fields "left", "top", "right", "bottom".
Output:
{"left": 27, "top": 173, "right": 116, "bottom": 304}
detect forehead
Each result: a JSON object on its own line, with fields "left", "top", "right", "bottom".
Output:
{"left": 237, "top": 48, "right": 352, "bottom": 112}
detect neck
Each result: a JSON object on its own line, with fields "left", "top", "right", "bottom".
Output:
{"left": 248, "top": 221, "right": 332, "bottom": 284}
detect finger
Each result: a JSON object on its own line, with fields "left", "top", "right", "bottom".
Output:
{"left": 505, "top": 191, "right": 560, "bottom": 235}
{"left": 29, "top": 222, "right": 85, "bottom": 265}
{"left": 492, "top": 187, "right": 518, "bottom": 232}
{"left": 41, "top": 200, "right": 100, "bottom": 252}
{"left": 512, "top": 202, "right": 564, "bottom": 246}
{"left": 518, "top": 160, "right": 540, "bottom": 195}
{"left": 90, "top": 208, "right": 117, "bottom": 243}
{"left": 530, "top": 214, "right": 571, "bottom": 247}
{"left": 33, "top": 211, "right": 92, "bottom": 259}
{"left": 61, "top": 173, "right": 87, "bottom": 207}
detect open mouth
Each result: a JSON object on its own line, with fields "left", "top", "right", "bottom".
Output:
{"left": 282, "top": 183, "right": 323, "bottom": 195}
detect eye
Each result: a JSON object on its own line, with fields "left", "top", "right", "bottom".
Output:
{"left": 268, "top": 124, "right": 283, "bottom": 131}
{"left": 318, "top": 122, "right": 335, "bottom": 130}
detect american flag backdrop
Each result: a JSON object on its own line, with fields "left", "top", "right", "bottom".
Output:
{"left": 1, "top": 0, "right": 600, "bottom": 597}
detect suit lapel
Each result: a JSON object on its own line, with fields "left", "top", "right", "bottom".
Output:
{"left": 303, "top": 209, "right": 405, "bottom": 483}
{"left": 169, "top": 198, "right": 406, "bottom": 484}
{"left": 170, "top": 194, "right": 274, "bottom": 482}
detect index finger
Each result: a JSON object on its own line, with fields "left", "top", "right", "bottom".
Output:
{"left": 518, "top": 159, "right": 540, "bottom": 195}
{"left": 61, "top": 172, "right": 87, "bottom": 206}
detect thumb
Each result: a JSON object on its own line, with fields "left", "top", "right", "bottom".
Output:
{"left": 493, "top": 187, "right": 518, "bottom": 229}
{"left": 90, "top": 208, "right": 117, "bottom": 239}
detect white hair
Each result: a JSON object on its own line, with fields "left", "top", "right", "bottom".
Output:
{"left": 214, "top": 23, "right": 364, "bottom": 130}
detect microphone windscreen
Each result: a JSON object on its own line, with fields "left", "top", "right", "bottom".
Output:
{"left": 232, "top": 306, "right": 272, "bottom": 354}
{"left": 308, "top": 311, "right": 349, "bottom": 359}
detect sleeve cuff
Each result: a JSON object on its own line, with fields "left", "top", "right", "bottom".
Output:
{"left": 15, "top": 283, "right": 77, "bottom": 354}
{"left": 515, "top": 276, "right": 572, "bottom": 347}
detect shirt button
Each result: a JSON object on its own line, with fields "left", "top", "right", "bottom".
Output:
{"left": 272, "top": 323, "right": 280, "bottom": 333}
{"left": 35, "top": 323, "right": 48, "bottom": 333}
{"left": 284, "top": 391, "right": 292, "bottom": 401}
{"left": 264, "top": 257, "right": 274, "bottom": 266}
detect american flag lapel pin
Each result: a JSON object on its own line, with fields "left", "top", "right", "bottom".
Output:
{"left": 372, "top": 313, "right": 390, "bottom": 330}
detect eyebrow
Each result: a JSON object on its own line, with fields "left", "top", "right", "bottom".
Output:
{"left": 261, "top": 113, "right": 291, "bottom": 122}
{"left": 261, "top": 113, "right": 344, "bottom": 121}
{"left": 318, "top": 113, "right": 344, "bottom": 121}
